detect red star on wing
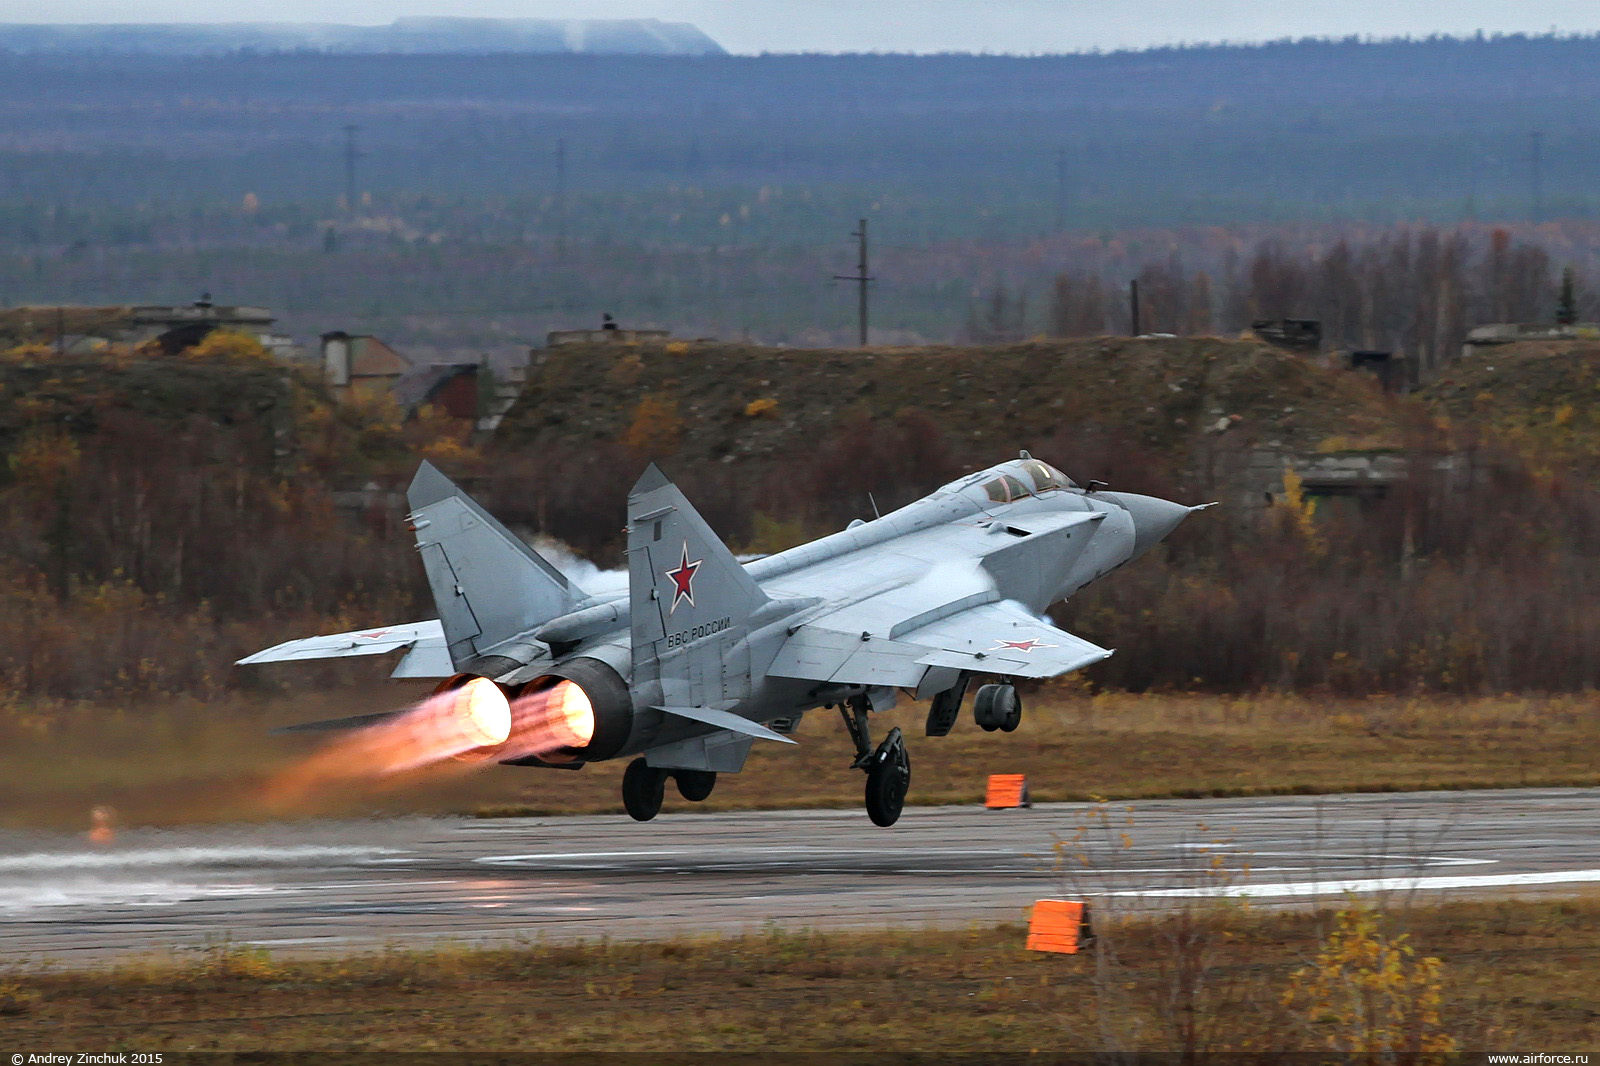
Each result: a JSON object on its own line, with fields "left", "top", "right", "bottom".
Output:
{"left": 359, "top": 629, "right": 393, "bottom": 639}
{"left": 992, "top": 638, "right": 1057, "bottom": 653}
{"left": 664, "top": 541, "right": 702, "bottom": 614}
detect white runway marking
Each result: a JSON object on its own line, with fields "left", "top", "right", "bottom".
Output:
{"left": 0, "top": 881, "right": 277, "bottom": 912}
{"left": 1170, "top": 846, "right": 1497, "bottom": 868}
{"left": 473, "top": 846, "right": 1022, "bottom": 865}
{"left": 0, "top": 845, "right": 401, "bottom": 871}
{"left": 1115, "top": 868, "right": 1600, "bottom": 899}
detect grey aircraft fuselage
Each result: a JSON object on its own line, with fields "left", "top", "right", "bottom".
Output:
{"left": 241, "top": 453, "right": 1207, "bottom": 822}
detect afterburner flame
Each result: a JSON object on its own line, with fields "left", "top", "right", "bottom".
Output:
{"left": 454, "top": 677, "right": 512, "bottom": 748}
{"left": 544, "top": 680, "right": 596, "bottom": 748}
{"left": 467, "top": 679, "right": 597, "bottom": 762}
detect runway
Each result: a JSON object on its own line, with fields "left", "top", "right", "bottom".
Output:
{"left": 3, "top": 787, "right": 1599, "bottom": 964}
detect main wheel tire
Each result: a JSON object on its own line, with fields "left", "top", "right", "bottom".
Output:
{"left": 622, "top": 757, "right": 668, "bottom": 821}
{"left": 865, "top": 749, "right": 910, "bottom": 828}
{"left": 674, "top": 769, "right": 717, "bottom": 802}
{"left": 973, "top": 683, "right": 1003, "bottom": 732}
{"left": 999, "top": 687, "right": 1023, "bottom": 733}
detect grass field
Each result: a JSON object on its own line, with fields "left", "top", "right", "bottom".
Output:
{"left": 5, "top": 686, "right": 1600, "bottom": 829}
{"left": 3, "top": 896, "right": 1596, "bottom": 1051}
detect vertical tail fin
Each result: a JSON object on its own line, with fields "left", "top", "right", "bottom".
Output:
{"left": 627, "top": 464, "right": 767, "bottom": 670}
{"left": 407, "top": 461, "right": 584, "bottom": 668}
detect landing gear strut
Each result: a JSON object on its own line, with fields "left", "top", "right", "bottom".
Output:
{"left": 622, "top": 757, "right": 668, "bottom": 821}
{"left": 839, "top": 693, "right": 911, "bottom": 826}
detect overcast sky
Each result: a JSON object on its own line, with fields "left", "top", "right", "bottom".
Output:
{"left": 3, "top": 0, "right": 1596, "bottom": 54}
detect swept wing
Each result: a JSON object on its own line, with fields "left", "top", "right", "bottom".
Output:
{"left": 770, "top": 597, "right": 1110, "bottom": 687}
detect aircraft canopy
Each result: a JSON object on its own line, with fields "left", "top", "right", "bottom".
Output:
{"left": 980, "top": 459, "right": 1075, "bottom": 503}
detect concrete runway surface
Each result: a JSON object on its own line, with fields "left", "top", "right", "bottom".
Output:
{"left": 3, "top": 787, "right": 1599, "bottom": 964}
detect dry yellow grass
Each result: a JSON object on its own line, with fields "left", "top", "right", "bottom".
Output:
{"left": 3, "top": 896, "right": 1596, "bottom": 1051}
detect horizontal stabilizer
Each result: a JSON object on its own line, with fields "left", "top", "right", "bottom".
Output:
{"left": 654, "top": 704, "right": 797, "bottom": 744}
{"left": 238, "top": 620, "right": 446, "bottom": 667}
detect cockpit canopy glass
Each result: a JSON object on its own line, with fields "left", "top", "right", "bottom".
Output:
{"left": 1020, "top": 459, "right": 1076, "bottom": 493}
{"left": 981, "top": 463, "right": 1074, "bottom": 504}
{"left": 958, "top": 458, "right": 1078, "bottom": 505}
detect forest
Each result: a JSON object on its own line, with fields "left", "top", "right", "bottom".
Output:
{"left": 5, "top": 35, "right": 1600, "bottom": 348}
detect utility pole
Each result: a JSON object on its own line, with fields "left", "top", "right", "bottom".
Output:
{"left": 342, "top": 124, "right": 362, "bottom": 216}
{"left": 555, "top": 136, "right": 568, "bottom": 258}
{"left": 834, "top": 218, "right": 873, "bottom": 346}
{"left": 1529, "top": 130, "right": 1544, "bottom": 223}
{"left": 1053, "top": 147, "right": 1068, "bottom": 233}
{"left": 1129, "top": 278, "right": 1141, "bottom": 337}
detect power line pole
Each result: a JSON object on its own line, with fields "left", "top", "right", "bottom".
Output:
{"left": 555, "top": 136, "right": 567, "bottom": 258}
{"left": 1129, "top": 278, "right": 1141, "bottom": 337}
{"left": 1529, "top": 130, "right": 1544, "bottom": 222}
{"left": 1054, "top": 147, "right": 1068, "bottom": 233}
{"left": 834, "top": 218, "right": 873, "bottom": 346}
{"left": 342, "top": 124, "right": 362, "bottom": 216}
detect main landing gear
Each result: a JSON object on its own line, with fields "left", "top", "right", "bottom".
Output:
{"left": 840, "top": 693, "right": 911, "bottom": 827}
{"left": 972, "top": 683, "right": 1022, "bottom": 733}
{"left": 621, "top": 759, "right": 718, "bottom": 821}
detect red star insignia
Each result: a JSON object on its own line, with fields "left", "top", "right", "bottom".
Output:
{"left": 992, "top": 638, "right": 1057, "bottom": 653}
{"left": 664, "top": 541, "right": 702, "bottom": 614}
{"left": 359, "top": 629, "right": 392, "bottom": 639}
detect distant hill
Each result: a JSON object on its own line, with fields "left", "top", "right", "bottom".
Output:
{"left": 498, "top": 336, "right": 1400, "bottom": 468}
{"left": 0, "top": 17, "right": 726, "bottom": 56}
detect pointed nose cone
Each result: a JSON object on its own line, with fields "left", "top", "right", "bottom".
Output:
{"left": 1104, "top": 492, "right": 1202, "bottom": 558}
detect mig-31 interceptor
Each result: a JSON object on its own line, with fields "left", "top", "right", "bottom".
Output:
{"left": 240, "top": 452, "right": 1209, "bottom": 826}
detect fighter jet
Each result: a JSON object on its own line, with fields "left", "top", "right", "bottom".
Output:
{"left": 239, "top": 452, "right": 1208, "bottom": 826}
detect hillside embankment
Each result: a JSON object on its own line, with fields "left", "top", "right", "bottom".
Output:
{"left": 1421, "top": 337, "right": 1600, "bottom": 479}
{"left": 498, "top": 335, "right": 1404, "bottom": 471}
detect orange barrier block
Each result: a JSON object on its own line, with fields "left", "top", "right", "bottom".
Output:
{"left": 1027, "top": 899, "right": 1090, "bottom": 954}
{"left": 985, "top": 773, "right": 1030, "bottom": 809}
{"left": 86, "top": 805, "right": 115, "bottom": 846}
